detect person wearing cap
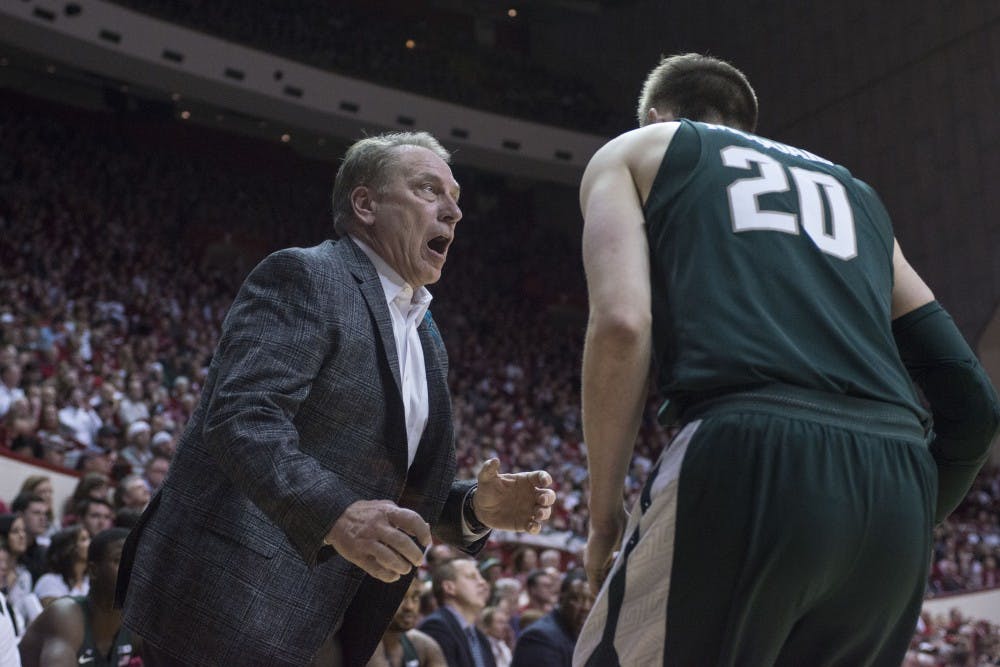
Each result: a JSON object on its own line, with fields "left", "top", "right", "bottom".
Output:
{"left": 119, "top": 421, "right": 152, "bottom": 472}
{"left": 149, "top": 431, "right": 174, "bottom": 458}
{"left": 478, "top": 558, "right": 503, "bottom": 587}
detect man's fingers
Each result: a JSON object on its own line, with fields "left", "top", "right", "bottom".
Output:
{"left": 363, "top": 558, "right": 403, "bottom": 583}
{"left": 531, "top": 470, "right": 553, "bottom": 488}
{"left": 536, "top": 488, "right": 556, "bottom": 506}
{"left": 367, "top": 542, "right": 414, "bottom": 578}
{"left": 386, "top": 507, "right": 432, "bottom": 549}
{"left": 380, "top": 524, "right": 426, "bottom": 568}
{"left": 533, "top": 506, "right": 552, "bottom": 523}
{"left": 477, "top": 458, "right": 501, "bottom": 483}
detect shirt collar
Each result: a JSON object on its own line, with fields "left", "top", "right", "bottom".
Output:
{"left": 350, "top": 236, "right": 433, "bottom": 313}
{"left": 444, "top": 604, "right": 474, "bottom": 631}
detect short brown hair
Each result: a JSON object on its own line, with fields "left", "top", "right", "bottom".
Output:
{"left": 637, "top": 53, "right": 758, "bottom": 132}
{"left": 430, "top": 556, "right": 474, "bottom": 605}
{"left": 331, "top": 131, "right": 451, "bottom": 237}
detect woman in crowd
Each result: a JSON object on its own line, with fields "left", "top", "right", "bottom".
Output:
{"left": 32, "top": 524, "right": 89, "bottom": 607}
{"left": 0, "top": 514, "right": 42, "bottom": 635}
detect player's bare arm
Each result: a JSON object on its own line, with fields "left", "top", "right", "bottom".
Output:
{"left": 579, "top": 136, "right": 655, "bottom": 592}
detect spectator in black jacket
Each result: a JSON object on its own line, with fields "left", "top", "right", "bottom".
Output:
{"left": 510, "top": 569, "right": 592, "bottom": 667}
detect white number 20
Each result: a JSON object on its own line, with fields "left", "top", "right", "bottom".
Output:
{"left": 721, "top": 146, "right": 857, "bottom": 260}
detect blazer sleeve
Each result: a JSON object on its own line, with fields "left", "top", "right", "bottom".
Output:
{"left": 200, "top": 249, "right": 361, "bottom": 564}
{"left": 433, "top": 480, "right": 490, "bottom": 555}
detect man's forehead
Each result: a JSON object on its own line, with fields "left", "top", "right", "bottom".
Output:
{"left": 454, "top": 559, "right": 477, "bottom": 574}
{"left": 393, "top": 146, "right": 459, "bottom": 185}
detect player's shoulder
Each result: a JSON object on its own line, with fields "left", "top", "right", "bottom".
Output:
{"left": 592, "top": 122, "right": 682, "bottom": 166}
{"left": 27, "top": 597, "right": 85, "bottom": 646}
{"left": 408, "top": 628, "right": 441, "bottom": 648}
{"left": 583, "top": 122, "right": 683, "bottom": 194}
{"left": 408, "top": 628, "right": 447, "bottom": 663}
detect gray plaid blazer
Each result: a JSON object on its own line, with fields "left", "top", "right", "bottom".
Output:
{"left": 117, "top": 239, "right": 482, "bottom": 666}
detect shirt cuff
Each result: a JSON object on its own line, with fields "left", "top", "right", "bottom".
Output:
{"left": 461, "top": 486, "right": 490, "bottom": 542}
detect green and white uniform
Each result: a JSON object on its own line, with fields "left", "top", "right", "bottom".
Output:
{"left": 75, "top": 596, "right": 136, "bottom": 667}
{"left": 575, "top": 120, "right": 935, "bottom": 667}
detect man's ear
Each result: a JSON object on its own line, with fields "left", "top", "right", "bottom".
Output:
{"left": 647, "top": 107, "right": 675, "bottom": 124}
{"left": 350, "top": 185, "right": 377, "bottom": 226}
{"left": 442, "top": 580, "right": 456, "bottom": 599}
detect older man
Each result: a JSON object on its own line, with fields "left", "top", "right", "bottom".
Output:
{"left": 117, "top": 131, "right": 555, "bottom": 667}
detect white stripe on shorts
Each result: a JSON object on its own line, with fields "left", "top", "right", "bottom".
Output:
{"left": 573, "top": 420, "right": 701, "bottom": 667}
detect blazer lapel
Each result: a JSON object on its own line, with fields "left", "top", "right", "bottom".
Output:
{"left": 444, "top": 609, "right": 476, "bottom": 666}
{"left": 342, "top": 239, "right": 403, "bottom": 397}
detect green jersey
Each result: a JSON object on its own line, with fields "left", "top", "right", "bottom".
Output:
{"left": 644, "top": 119, "right": 926, "bottom": 423}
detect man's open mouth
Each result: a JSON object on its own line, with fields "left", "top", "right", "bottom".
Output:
{"left": 428, "top": 236, "right": 449, "bottom": 254}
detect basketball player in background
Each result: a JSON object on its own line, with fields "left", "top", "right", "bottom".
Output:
{"left": 367, "top": 577, "right": 446, "bottom": 667}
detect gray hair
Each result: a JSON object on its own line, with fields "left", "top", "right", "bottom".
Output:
{"left": 331, "top": 131, "right": 451, "bottom": 237}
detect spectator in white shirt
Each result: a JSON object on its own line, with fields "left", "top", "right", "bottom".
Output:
{"left": 0, "top": 364, "right": 24, "bottom": 419}
{"left": 57, "top": 388, "right": 100, "bottom": 448}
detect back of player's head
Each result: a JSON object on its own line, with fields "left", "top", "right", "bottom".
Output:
{"left": 88, "top": 527, "right": 130, "bottom": 564}
{"left": 637, "top": 53, "right": 758, "bottom": 132}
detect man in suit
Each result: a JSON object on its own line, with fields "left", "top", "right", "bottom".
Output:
{"left": 511, "top": 569, "right": 592, "bottom": 667}
{"left": 419, "top": 558, "right": 494, "bottom": 667}
{"left": 116, "top": 131, "right": 556, "bottom": 667}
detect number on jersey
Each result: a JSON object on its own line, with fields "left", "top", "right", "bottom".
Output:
{"left": 721, "top": 146, "right": 857, "bottom": 260}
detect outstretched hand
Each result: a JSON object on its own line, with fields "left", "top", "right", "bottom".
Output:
{"left": 325, "top": 499, "right": 431, "bottom": 583}
{"left": 472, "top": 458, "right": 556, "bottom": 534}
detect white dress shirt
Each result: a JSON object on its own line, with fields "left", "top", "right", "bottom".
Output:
{"left": 352, "top": 238, "right": 488, "bottom": 541}
{"left": 352, "top": 238, "right": 431, "bottom": 468}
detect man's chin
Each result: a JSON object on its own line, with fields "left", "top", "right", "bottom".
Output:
{"left": 388, "top": 621, "right": 415, "bottom": 633}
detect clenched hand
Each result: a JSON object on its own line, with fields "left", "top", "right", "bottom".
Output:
{"left": 325, "top": 499, "right": 431, "bottom": 582}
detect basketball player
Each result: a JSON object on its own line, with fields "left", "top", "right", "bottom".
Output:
{"left": 367, "top": 577, "right": 446, "bottom": 667}
{"left": 574, "top": 53, "right": 1000, "bottom": 666}
{"left": 19, "top": 528, "right": 136, "bottom": 667}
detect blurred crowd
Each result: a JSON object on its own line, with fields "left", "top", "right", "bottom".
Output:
{"left": 107, "top": 0, "right": 621, "bottom": 135}
{"left": 1, "top": 91, "right": 999, "bottom": 664}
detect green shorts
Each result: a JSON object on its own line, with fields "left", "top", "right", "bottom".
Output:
{"left": 575, "top": 385, "right": 935, "bottom": 667}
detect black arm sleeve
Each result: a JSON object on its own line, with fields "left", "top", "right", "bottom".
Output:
{"left": 892, "top": 301, "right": 1000, "bottom": 523}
